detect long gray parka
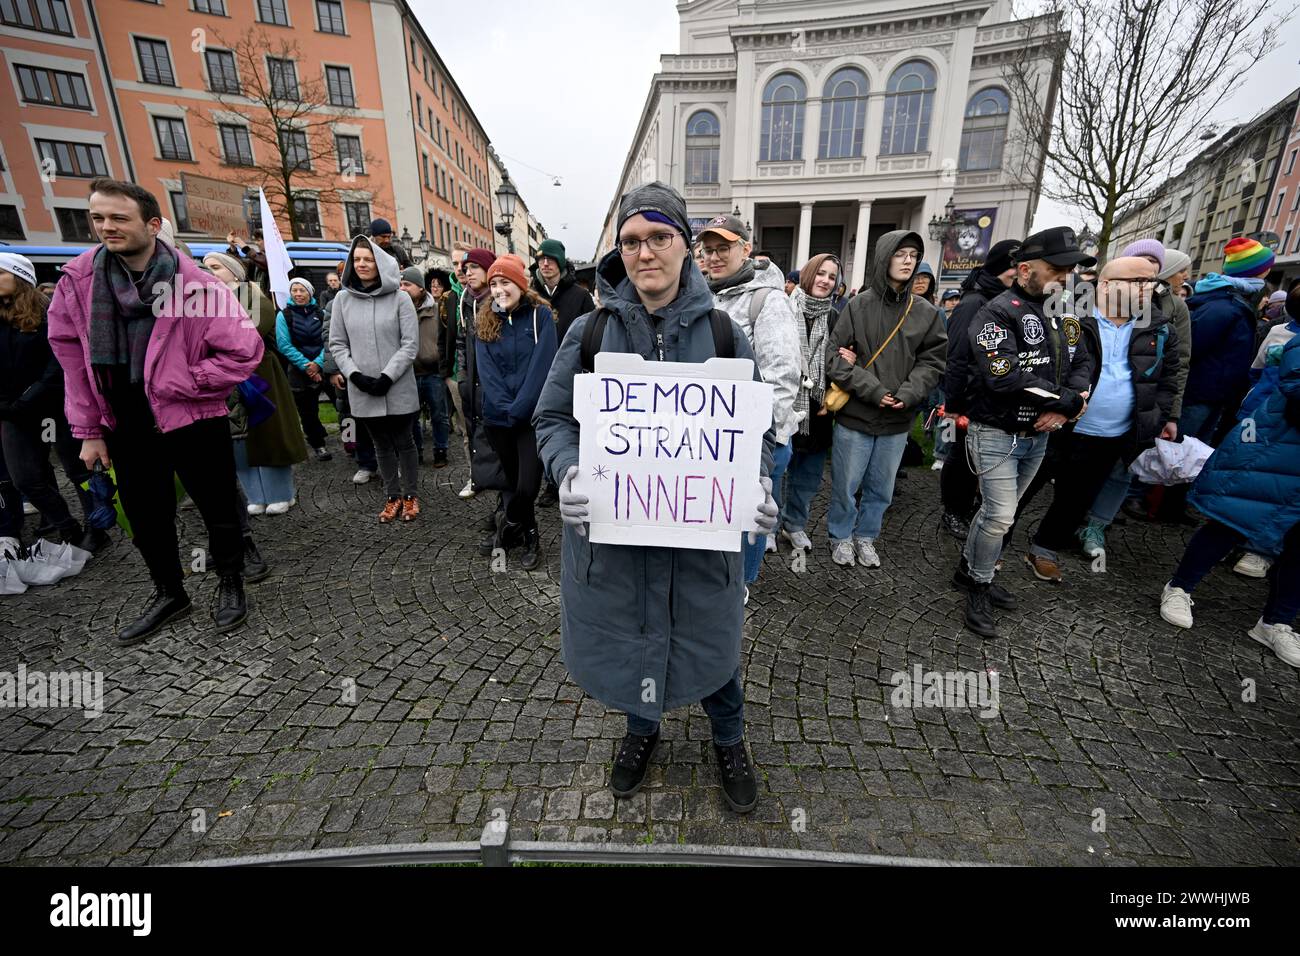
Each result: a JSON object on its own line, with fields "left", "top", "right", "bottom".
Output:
{"left": 328, "top": 235, "right": 419, "bottom": 418}
{"left": 533, "top": 251, "right": 775, "bottom": 722}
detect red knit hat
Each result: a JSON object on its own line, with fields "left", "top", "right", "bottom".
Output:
{"left": 486, "top": 253, "right": 529, "bottom": 293}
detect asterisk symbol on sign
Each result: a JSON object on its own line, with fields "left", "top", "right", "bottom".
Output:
{"left": 592, "top": 465, "right": 609, "bottom": 481}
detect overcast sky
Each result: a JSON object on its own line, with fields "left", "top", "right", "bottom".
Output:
{"left": 418, "top": 0, "right": 1300, "bottom": 259}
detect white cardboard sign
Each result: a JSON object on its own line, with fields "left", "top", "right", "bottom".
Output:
{"left": 571, "top": 353, "right": 773, "bottom": 551}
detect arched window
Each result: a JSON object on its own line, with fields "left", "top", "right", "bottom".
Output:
{"left": 685, "top": 110, "right": 720, "bottom": 184}
{"left": 880, "top": 60, "right": 936, "bottom": 156}
{"left": 760, "top": 73, "right": 805, "bottom": 162}
{"left": 959, "top": 87, "right": 1010, "bottom": 171}
{"left": 819, "top": 67, "right": 868, "bottom": 159}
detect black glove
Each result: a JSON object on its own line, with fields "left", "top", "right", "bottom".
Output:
{"left": 1056, "top": 389, "right": 1085, "bottom": 420}
{"left": 349, "top": 371, "right": 379, "bottom": 394}
{"left": 371, "top": 374, "right": 393, "bottom": 396}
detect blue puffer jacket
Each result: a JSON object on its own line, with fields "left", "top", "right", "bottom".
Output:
{"left": 475, "top": 301, "right": 558, "bottom": 428}
{"left": 1182, "top": 275, "right": 1262, "bottom": 406}
{"left": 1189, "top": 335, "right": 1300, "bottom": 552}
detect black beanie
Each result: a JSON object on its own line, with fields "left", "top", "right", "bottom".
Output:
{"left": 984, "top": 239, "right": 1022, "bottom": 276}
{"left": 617, "top": 181, "right": 692, "bottom": 243}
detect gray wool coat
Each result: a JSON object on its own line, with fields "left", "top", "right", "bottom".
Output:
{"left": 533, "top": 251, "right": 775, "bottom": 723}
{"left": 328, "top": 235, "right": 419, "bottom": 418}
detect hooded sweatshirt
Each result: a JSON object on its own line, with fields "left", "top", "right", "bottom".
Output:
{"left": 710, "top": 259, "right": 803, "bottom": 443}
{"left": 529, "top": 261, "right": 596, "bottom": 343}
{"left": 825, "top": 230, "right": 948, "bottom": 435}
{"left": 327, "top": 235, "right": 419, "bottom": 418}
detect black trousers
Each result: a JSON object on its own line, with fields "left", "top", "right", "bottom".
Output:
{"left": 361, "top": 413, "right": 418, "bottom": 498}
{"left": 1025, "top": 430, "right": 1131, "bottom": 553}
{"left": 290, "top": 378, "right": 335, "bottom": 450}
{"left": 484, "top": 423, "right": 543, "bottom": 532}
{"left": 0, "top": 416, "right": 90, "bottom": 541}
{"left": 939, "top": 427, "right": 979, "bottom": 518}
{"left": 105, "top": 389, "right": 243, "bottom": 592}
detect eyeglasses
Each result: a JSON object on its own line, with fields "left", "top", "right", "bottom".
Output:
{"left": 892, "top": 250, "right": 919, "bottom": 262}
{"left": 618, "top": 233, "right": 677, "bottom": 257}
{"left": 699, "top": 241, "right": 739, "bottom": 259}
{"left": 1110, "top": 277, "right": 1161, "bottom": 286}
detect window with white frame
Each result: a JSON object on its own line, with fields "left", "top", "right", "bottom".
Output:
{"left": 959, "top": 87, "right": 1010, "bottom": 170}
{"left": 685, "top": 110, "right": 720, "bottom": 184}
{"left": 881, "top": 60, "right": 936, "bottom": 155}
{"left": 819, "top": 68, "right": 868, "bottom": 159}
{"left": 759, "top": 73, "right": 805, "bottom": 162}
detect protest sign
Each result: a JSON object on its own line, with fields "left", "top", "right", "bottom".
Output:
{"left": 180, "top": 172, "right": 248, "bottom": 238}
{"left": 571, "top": 353, "right": 773, "bottom": 551}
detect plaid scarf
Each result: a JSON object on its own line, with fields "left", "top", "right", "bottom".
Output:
{"left": 791, "top": 287, "right": 832, "bottom": 435}
{"left": 89, "top": 240, "right": 177, "bottom": 389}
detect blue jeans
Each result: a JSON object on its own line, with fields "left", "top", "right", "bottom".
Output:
{"left": 1089, "top": 459, "right": 1132, "bottom": 525}
{"left": 827, "top": 424, "right": 907, "bottom": 542}
{"left": 626, "top": 668, "right": 745, "bottom": 746}
{"left": 233, "top": 440, "right": 295, "bottom": 506}
{"left": 1179, "top": 402, "right": 1223, "bottom": 444}
{"left": 962, "top": 422, "right": 1049, "bottom": 583}
{"left": 411, "top": 374, "right": 450, "bottom": 452}
{"left": 780, "top": 447, "right": 827, "bottom": 533}
{"left": 743, "top": 440, "right": 792, "bottom": 583}
{"left": 927, "top": 388, "right": 950, "bottom": 462}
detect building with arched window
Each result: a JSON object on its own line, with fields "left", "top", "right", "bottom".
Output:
{"left": 599, "top": 0, "right": 1061, "bottom": 292}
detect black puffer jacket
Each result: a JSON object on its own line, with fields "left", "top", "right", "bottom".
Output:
{"left": 529, "top": 264, "right": 596, "bottom": 342}
{"left": 943, "top": 268, "right": 1006, "bottom": 415}
{"left": 0, "top": 308, "right": 62, "bottom": 421}
{"left": 1078, "top": 310, "right": 1181, "bottom": 458}
{"left": 965, "top": 282, "right": 1094, "bottom": 432}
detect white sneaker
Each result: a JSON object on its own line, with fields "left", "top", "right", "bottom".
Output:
{"left": 744, "top": 586, "right": 750, "bottom": 606}
{"left": 264, "top": 500, "right": 293, "bottom": 515}
{"left": 247, "top": 503, "right": 266, "bottom": 516}
{"left": 458, "top": 479, "right": 477, "bottom": 499}
{"left": 854, "top": 537, "right": 881, "bottom": 568}
{"left": 1160, "top": 583, "right": 1194, "bottom": 628}
{"left": 930, "top": 460, "right": 944, "bottom": 471}
{"left": 831, "top": 540, "right": 856, "bottom": 566}
{"left": 764, "top": 535, "right": 776, "bottom": 553}
{"left": 1248, "top": 619, "right": 1300, "bottom": 667}
{"left": 782, "top": 528, "right": 812, "bottom": 551}
{"left": 352, "top": 469, "right": 375, "bottom": 485}
{"left": 1233, "top": 552, "right": 1272, "bottom": 579}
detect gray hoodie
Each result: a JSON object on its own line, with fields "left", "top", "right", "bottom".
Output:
{"left": 711, "top": 260, "right": 803, "bottom": 443}
{"left": 328, "top": 235, "right": 419, "bottom": 418}
{"left": 532, "top": 249, "right": 775, "bottom": 723}
{"left": 826, "top": 230, "right": 947, "bottom": 436}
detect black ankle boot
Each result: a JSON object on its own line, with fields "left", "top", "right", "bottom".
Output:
{"left": 611, "top": 730, "right": 658, "bottom": 798}
{"left": 952, "top": 556, "right": 1017, "bottom": 610}
{"left": 117, "top": 586, "right": 191, "bottom": 646}
{"left": 243, "top": 537, "right": 270, "bottom": 583}
{"left": 77, "top": 526, "right": 111, "bottom": 554}
{"left": 213, "top": 573, "right": 248, "bottom": 632}
{"left": 519, "top": 527, "right": 542, "bottom": 571}
{"left": 964, "top": 582, "right": 1000, "bottom": 639}
{"left": 714, "top": 740, "right": 759, "bottom": 813}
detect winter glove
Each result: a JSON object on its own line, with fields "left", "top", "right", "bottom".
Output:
{"left": 558, "top": 464, "right": 590, "bottom": 537}
{"left": 371, "top": 374, "right": 393, "bottom": 396}
{"left": 747, "top": 476, "right": 779, "bottom": 545}
{"left": 349, "top": 371, "right": 380, "bottom": 394}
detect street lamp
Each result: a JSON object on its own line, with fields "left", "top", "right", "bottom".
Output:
{"left": 399, "top": 226, "right": 413, "bottom": 258}
{"left": 413, "top": 230, "right": 431, "bottom": 261}
{"left": 927, "top": 196, "right": 959, "bottom": 242}
{"left": 495, "top": 173, "right": 519, "bottom": 254}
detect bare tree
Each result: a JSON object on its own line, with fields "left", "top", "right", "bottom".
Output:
{"left": 1003, "top": 0, "right": 1290, "bottom": 251}
{"left": 197, "top": 28, "right": 383, "bottom": 240}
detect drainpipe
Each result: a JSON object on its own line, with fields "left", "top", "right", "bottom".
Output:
{"left": 86, "top": 0, "right": 135, "bottom": 181}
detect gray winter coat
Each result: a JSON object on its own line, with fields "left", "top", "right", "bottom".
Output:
{"left": 1156, "top": 287, "right": 1192, "bottom": 421}
{"left": 712, "top": 260, "right": 803, "bottom": 443}
{"left": 328, "top": 235, "right": 419, "bottom": 418}
{"left": 533, "top": 251, "right": 775, "bottom": 723}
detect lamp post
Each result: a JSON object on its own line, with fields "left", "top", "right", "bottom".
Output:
{"left": 413, "top": 231, "right": 431, "bottom": 262}
{"left": 927, "top": 195, "right": 960, "bottom": 243}
{"left": 495, "top": 173, "right": 519, "bottom": 254}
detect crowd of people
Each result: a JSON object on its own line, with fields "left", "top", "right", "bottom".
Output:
{"left": 2, "top": 173, "right": 1297, "bottom": 815}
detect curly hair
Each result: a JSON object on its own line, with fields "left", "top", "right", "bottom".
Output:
{"left": 476, "top": 286, "right": 548, "bottom": 343}
{"left": 0, "top": 277, "right": 49, "bottom": 333}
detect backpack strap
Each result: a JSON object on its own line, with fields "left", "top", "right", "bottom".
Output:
{"left": 748, "top": 286, "right": 773, "bottom": 327}
{"left": 580, "top": 308, "right": 612, "bottom": 373}
{"left": 709, "top": 309, "right": 735, "bottom": 359}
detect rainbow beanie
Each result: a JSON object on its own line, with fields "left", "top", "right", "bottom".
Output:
{"left": 1223, "top": 237, "right": 1274, "bottom": 278}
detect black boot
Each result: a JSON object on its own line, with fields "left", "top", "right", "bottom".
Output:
{"left": 610, "top": 730, "right": 658, "bottom": 798}
{"left": 519, "top": 527, "right": 542, "bottom": 571}
{"left": 952, "top": 556, "right": 1017, "bottom": 610}
{"left": 243, "top": 536, "right": 270, "bottom": 583}
{"left": 78, "top": 527, "right": 111, "bottom": 554}
{"left": 117, "top": 586, "right": 191, "bottom": 646}
{"left": 213, "top": 573, "right": 248, "bottom": 632}
{"left": 964, "top": 582, "right": 1000, "bottom": 638}
{"left": 939, "top": 512, "right": 970, "bottom": 540}
{"left": 478, "top": 513, "right": 501, "bottom": 557}
{"left": 499, "top": 519, "right": 525, "bottom": 551}
{"left": 714, "top": 740, "right": 759, "bottom": 813}
{"left": 479, "top": 511, "right": 499, "bottom": 534}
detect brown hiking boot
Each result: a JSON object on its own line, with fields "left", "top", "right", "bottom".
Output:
{"left": 378, "top": 497, "right": 403, "bottom": 523}
{"left": 1024, "top": 552, "right": 1063, "bottom": 583}
{"left": 400, "top": 496, "right": 421, "bottom": 521}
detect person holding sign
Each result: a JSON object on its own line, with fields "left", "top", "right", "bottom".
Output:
{"left": 474, "top": 254, "right": 558, "bottom": 570}
{"left": 533, "top": 182, "right": 778, "bottom": 813}
{"left": 825, "top": 231, "right": 948, "bottom": 568}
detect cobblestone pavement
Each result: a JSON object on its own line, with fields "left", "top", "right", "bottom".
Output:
{"left": 2, "top": 443, "right": 1298, "bottom": 866}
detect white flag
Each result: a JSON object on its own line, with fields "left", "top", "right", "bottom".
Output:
{"left": 258, "top": 188, "right": 292, "bottom": 308}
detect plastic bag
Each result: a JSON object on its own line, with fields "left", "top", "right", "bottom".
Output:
{"left": 1128, "top": 436, "right": 1214, "bottom": 485}
{"left": 0, "top": 539, "right": 27, "bottom": 595}
{"left": 11, "top": 539, "right": 93, "bottom": 586}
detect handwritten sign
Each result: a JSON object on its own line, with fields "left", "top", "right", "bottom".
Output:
{"left": 181, "top": 172, "right": 248, "bottom": 238}
{"left": 572, "top": 353, "right": 773, "bottom": 551}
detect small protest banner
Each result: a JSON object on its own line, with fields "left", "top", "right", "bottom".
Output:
{"left": 180, "top": 172, "right": 248, "bottom": 238}
{"left": 571, "top": 353, "right": 773, "bottom": 551}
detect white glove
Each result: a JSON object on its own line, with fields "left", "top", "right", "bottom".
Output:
{"left": 747, "top": 476, "right": 778, "bottom": 545}
{"left": 558, "top": 465, "right": 590, "bottom": 537}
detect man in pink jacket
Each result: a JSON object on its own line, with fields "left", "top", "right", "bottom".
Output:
{"left": 47, "top": 179, "right": 264, "bottom": 645}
